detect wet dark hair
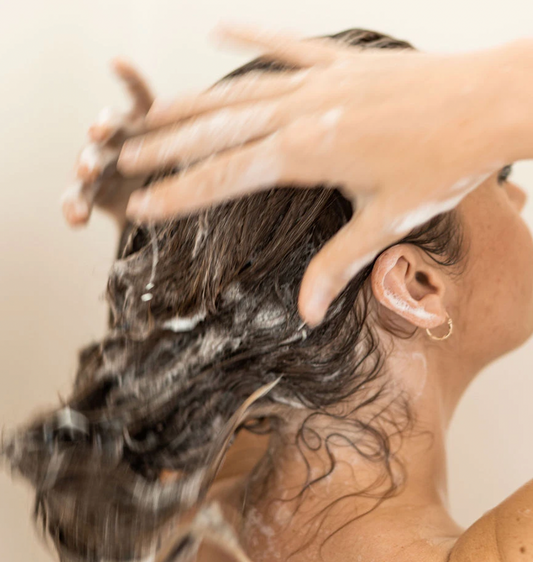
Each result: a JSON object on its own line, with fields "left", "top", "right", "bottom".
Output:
{"left": 1, "top": 29, "right": 465, "bottom": 562}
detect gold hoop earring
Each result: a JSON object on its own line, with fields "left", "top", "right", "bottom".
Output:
{"left": 426, "top": 315, "right": 453, "bottom": 341}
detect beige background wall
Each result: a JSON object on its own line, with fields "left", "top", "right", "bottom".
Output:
{"left": 1, "top": 1, "right": 533, "bottom": 560}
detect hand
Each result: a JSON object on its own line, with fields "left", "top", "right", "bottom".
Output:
{"left": 117, "top": 25, "right": 527, "bottom": 326}
{"left": 61, "top": 58, "right": 154, "bottom": 229}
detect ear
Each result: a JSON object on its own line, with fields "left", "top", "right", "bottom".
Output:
{"left": 371, "top": 245, "right": 448, "bottom": 330}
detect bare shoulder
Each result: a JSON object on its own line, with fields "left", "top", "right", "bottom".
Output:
{"left": 450, "top": 479, "right": 533, "bottom": 561}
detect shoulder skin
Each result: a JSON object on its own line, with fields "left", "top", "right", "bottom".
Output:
{"left": 449, "top": 479, "right": 533, "bottom": 561}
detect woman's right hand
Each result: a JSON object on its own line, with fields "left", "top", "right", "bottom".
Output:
{"left": 117, "top": 26, "right": 533, "bottom": 326}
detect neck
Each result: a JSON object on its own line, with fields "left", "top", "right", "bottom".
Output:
{"left": 234, "top": 332, "right": 472, "bottom": 561}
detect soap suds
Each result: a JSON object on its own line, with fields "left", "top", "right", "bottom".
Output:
{"left": 252, "top": 305, "right": 286, "bottom": 329}
{"left": 389, "top": 194, "right": 465, "bottom": 236}
{"left": 141, "top": 224, "right": 159, "bottom": 302}
{"left": 388, "top": 349, "right": 429, "bottom": 402}
{"left": 289, "top": 69, "right": 310, "bottom": 83}
{"left": 221, "top": 282, "right": 244, "bottom": 304}
{"left": 383, "top": 288, "right": 437, "bottom": 321}
{"left": 449, "top": 171, "right": 492, "bottom": 192}
{"left": 243, "top": 507, "right": 279, "bottom": 561}
{"left": 79, "top": 144, "right": 99, "bottom": 171}
{"left": 55, "top": 407, "right": 90, "bottom": 435}
{"left": 163, "top": 311, "right": 207, "bottom": 332}
{"left": 192, "top": 214, "right": 208, "bottom": 258}
{"left": 80, "top": 143, "right": 117, "bottom": 175}
{"left": 373, "top": 251, "right": 437, "bottom": 322}
{"left": 408, "top": 352, "right": 428, "bottom": 400}
{"left": 232, "top": 134, "right": 283, "bottom": 196}
{"left": 157, "top": 104, "right": 278, "bottom": 167}
{"left": 271, "top": 394, "right": 305, "bottom": 409}
{"left": 95, "top": 106, "right": 122, "bottom": 131}
{"left": 60, "top": 179, "right": 90, "bottom": 218}
{"left": 390, "top": 168, "right": 496, "bottom": 236}
{"left": 321, "top": 107, "right": 344, "bottom": 127}
{"left": 319, "top": 106, "right": 344, "bottom": 150}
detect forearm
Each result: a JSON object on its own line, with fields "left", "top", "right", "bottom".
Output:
{"left": 488, "top": 38, "right": 533, "bottom": 164}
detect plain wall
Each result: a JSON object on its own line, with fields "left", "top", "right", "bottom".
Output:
{"left": 1, "top": 1, "right": 533, "bottom": 560}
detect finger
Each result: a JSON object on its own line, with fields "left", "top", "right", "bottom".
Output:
{"left": 66, "top": 143, "right": 119, "bottom": 226}
{"left": 298, "top": 201, "right": 397, "bottom": 327}
{"left": 146, "top": 69, "right": 309, "bottom": 128}
{"left": 121, "top": 100, "right": 284, "bottom": 175}
{"left": 76, "top": 143, "right": 118, "bottom": 183}
{"left": 62, "top": 171, "right": 144, "bottom": 227}
{"left": 124, "top": 109, "right": 350, "bottom": 220}
{"left": 61, "top": 178, "right": 99, "bottom": 226}
{"left": 124, "top": 133, "right": 288, "bottom": 221}
{"left": 88, "top": 60, "right": 152, "bottom": 143}
{"left": 212, "top": 23, "right": 344, "bottom": 68}
{"left": 88, "top": 106, "right": 124, "bottom": 143}
{"left": 111, "top": 57, "right": 154, "bottom": 116}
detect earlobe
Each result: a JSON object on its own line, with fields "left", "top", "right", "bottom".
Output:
{"left": 371, "top": 245, "right": 448, "bottom": 329}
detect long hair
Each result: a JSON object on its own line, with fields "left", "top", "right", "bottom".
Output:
{"left": 1, "top": 29, "right": 465, "bottom": 562}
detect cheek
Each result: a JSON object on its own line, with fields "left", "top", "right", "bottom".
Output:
{"left": 456, "top": 182, "right": 533, "bottom": 367}
{"left": 507, "top": 221, "right": 533, "bottom": 331}
{"left": 470, "top": 216, "right": 533, "bottom": 351}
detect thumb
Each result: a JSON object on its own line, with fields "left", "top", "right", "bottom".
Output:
{"left": 298, "top": 202, "right": 394, "bottom": 327}
{"left": 111, "top": 57, "right": 154, "bottom": 116}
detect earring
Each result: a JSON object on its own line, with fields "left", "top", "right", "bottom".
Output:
{"left": 426, "top": 315, "right": 453, "bottom": 341}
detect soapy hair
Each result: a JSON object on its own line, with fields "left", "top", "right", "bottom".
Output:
{"left": 1, "top": 29, "right": 465, "bottom": 562}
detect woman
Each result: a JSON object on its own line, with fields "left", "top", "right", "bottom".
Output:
{"left": 4, "top": 28, "right": 533, "bottom": 562}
